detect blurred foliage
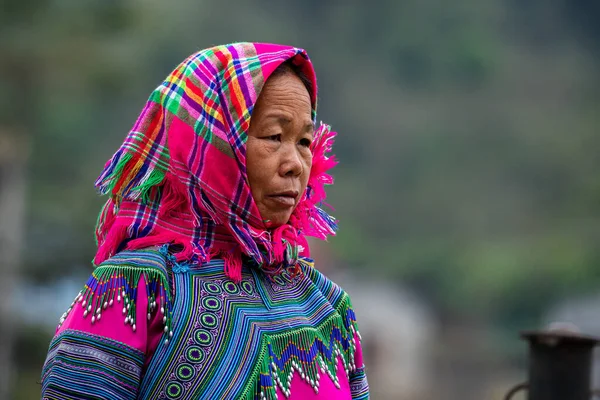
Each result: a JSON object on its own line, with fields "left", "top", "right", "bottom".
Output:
{"left": 10, "top": 323, "right": 49, "bottom": 399}
{"left": 2, "top": 0, "right": 599, "bottom": 336}
{"left": 13, "top": 323, "right": 49, "bottom": 373}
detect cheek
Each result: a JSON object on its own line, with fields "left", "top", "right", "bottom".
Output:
{"left": 246, "top": 142, "right": 276, "bottom": 196}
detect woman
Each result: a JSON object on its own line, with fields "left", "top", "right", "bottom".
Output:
{"left": 41, "top": 42, "right": 369, "bottom": 400}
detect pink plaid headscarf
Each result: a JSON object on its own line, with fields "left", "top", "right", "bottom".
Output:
{"left": 93, "top": 42, "right": 337, "bottom": 281}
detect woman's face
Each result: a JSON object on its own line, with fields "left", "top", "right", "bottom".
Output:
{"left": 246, "top": 72, "right": 314, "bottom": 228}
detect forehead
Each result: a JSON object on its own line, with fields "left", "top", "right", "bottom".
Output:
{"left": 257, "top": 73, "right": 312, "bottom": 112}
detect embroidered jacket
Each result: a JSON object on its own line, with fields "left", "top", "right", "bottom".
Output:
{"left": 41, "top": 248, "right": 369, "bottom": 399}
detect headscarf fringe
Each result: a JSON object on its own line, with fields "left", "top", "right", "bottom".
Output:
{"left": 95, "top": 150, "right": 131, "bottom": 193}
{"left": 95, "top": 199, "right": 116, "bottom": 246}
{"left": 94, "top": 170, "right": 191, "bottom": 266}
{"left": 221, "top": 247, "right": 243, "bottom": 283}
{"left": 158, "top": 173, "right": 189, "bottom": 215}
{"left": 95, "top": 148, "right": 167, "bottom": 205}
{"left": 272, "top": 225, "right": 297, "bottom": 264}
{"left": 94, "top": 222, "right": 130, "bottom": 265}
{"left": 289, "top": 124, "right": 338, "bottom": 241}
{"left": 127, "top": 234, "right": 199, "bottom": 262}
{"left": 131, "top": 169, "right": 166, "bottom": 204}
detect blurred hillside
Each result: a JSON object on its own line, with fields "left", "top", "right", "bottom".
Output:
{"left": 1, "top": 0, "right": 599, "bottom": 399}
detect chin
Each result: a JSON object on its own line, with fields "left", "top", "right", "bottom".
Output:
{"left": 264, "top": 212, "right": 293, "bottom": 228}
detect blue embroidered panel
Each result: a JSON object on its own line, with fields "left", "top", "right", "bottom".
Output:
{"left": 41, "top": 329, "right": 144, "bottom": 400}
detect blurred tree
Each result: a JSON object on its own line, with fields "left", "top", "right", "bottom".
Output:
{"left": 565, "top": 0, "right": 600, "bottom": 49}
{"left": 0, "top": 132, "right": 28, "bottom": 400}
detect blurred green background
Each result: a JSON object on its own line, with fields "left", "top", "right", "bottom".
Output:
{"left": 1, "top": 0, "right": 599, "bottom": 399}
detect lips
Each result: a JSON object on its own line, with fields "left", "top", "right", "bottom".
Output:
{"left": 268, "top": 190, "right": 298, "bottom": 207}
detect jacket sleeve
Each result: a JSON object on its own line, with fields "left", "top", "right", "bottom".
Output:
{"left": 349, "top": 336, "right": 369, "bottom": 399}
{"left": 41, "top": 253, "right": 172, "bottom": 399}
{"left": 349, "top": 313, "right": 370, "bottom": 399}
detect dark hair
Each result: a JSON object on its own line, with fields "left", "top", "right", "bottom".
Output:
{"left": 271, "top": 59, "right": 314, "bottom": 102}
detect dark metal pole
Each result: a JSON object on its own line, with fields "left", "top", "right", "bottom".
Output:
{"left": 522, "top": 331, "right": 599, "bottom": 400}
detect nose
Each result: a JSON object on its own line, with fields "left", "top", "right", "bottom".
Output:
{"left": 279, "top": 143, "right": 303, "bottom": 177}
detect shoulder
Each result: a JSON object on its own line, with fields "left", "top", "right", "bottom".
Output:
{"left": 95, "top": 246, "right": 170, "bottom": 276}
{"left": 89, "top": 246, "right": 173, "bottom": 315}
{"left": 298, "top": 257, "right": 356, "bottom": 313}
{"left": 55, "top": 246, "right": 175, "bottom": 335}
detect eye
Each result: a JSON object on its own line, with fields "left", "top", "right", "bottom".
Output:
{"left": 266, "top": 134, "right": 281, "bottom": 142}
{"left": 299, "top": 138, "right": 312, "bottom": 147}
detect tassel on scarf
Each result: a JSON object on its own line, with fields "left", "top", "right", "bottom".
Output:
{"left": 289, "top": 124, "right": 338, "bottom": 241}
{"left": 95, "top": 199, "right": 117, "bottom": 246}
{"left": 158, "top": 173, "right": 188, "bottom": 215}
{"left": 96, "top": 170, "right": 205, "bottom": 267}
{"left": 94, "top": 108, "right": 170, "bottom": 207}
{"left": 222, "top": 247, "right": 243, "bottom": 283}
{"left": 94, "top": 222, "right": 130, "bottom": 265}
{"left": 126, "top": 233, "right": 195, "bottom": 260}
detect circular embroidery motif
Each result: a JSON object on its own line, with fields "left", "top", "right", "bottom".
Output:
{"left": 223, "top": 280, "right": 240, "bottom": 294}
{"left": 194, "top": 329, "right": 212, "bottom": 346}
{"left": 166, "top": 382, "right": 183, "bottom": 399}
{"left": 202, "top": 296, "right": 222, "bottom": 311}
{"left": 176, "top": 363, "right": 195, "bottom": 382}
{"left": 281, "top": 271, "right": 292, "bottom": 282}
{"left": 200, "top": 312, "right": 218, "bottom": 329}
{"left": 241, "top": 281, "right": 254, "bottom": 295}
{"left": 273, "top": 275, "right": 285, "bottom": 286}
{"left": 186, "top": 346, "right": 205, "bottom": 363}
{"left": 203, "top": 282, "right": 222, "bottom": 294}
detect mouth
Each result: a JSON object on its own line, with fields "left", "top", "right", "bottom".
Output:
{"left": 268, "top": 190, "right": 299, "bottom": 207}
